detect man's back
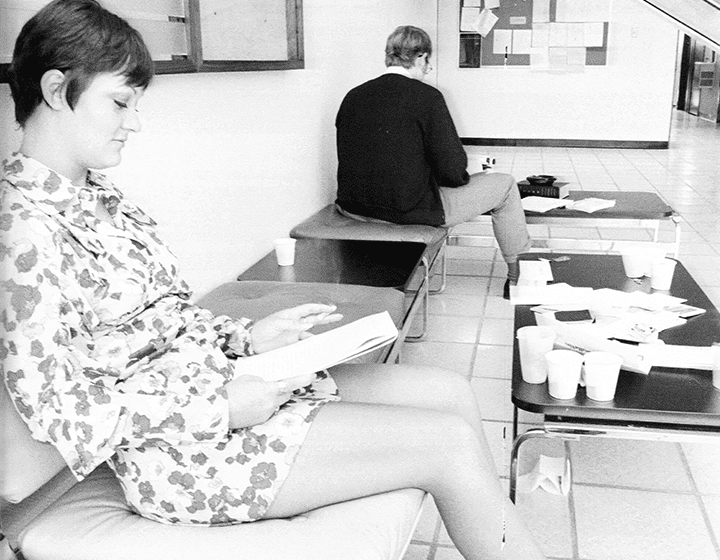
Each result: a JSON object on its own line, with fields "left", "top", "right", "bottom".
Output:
{"left": 335, "top": 73, "right": 469, "bottom": 226}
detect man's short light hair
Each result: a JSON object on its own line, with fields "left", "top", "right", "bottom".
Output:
{"left": 385, "top": 25, "right": 433, "bottom": 68}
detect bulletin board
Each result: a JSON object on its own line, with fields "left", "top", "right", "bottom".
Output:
{"left": 459, "top": 0, "right": 610, "bottom": 70}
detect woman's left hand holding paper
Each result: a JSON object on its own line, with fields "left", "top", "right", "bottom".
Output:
{"left": 251, "top": 304, "right": 342, "bottom": 354}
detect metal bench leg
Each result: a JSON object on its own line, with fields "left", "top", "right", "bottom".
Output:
{"left": 405, "top": 257, "right": 429, "bottom": 341}
{"left": 429, "top": 244, "right": 447, "bottom": 294}
{"left": 509, "top": 427, "right": 552, "bottom": 503}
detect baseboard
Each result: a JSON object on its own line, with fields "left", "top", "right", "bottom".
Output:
{"left": 461, "top": 137, "right": 669, "bottom": 149}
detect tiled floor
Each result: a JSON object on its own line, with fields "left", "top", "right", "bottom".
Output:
{"left": 400, "top": 110, "right": 720, "bottom": 560}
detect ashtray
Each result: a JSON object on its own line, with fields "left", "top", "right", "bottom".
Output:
{"left": 526, "top": 175, "right": 556, "bottom": 186}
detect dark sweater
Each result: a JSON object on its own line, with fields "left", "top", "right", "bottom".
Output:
{"left": 335, "top": 73, "right": 469, "bottom": 226}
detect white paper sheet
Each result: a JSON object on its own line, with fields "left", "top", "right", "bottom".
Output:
{"left": 516, "top": 455, "right": 571, "bottom": 496}
{"left": 512, "top": 29, "right": 533, "bottom": 54}
{"left": 556, "top": 0, "right": 611, "bottom": 22}
{"left": 475, "top": 8, "right": 499, "bottom": 37}
{"left": 493, "top": 28, "right": 512, "bottom": 55}
{"left": 642, "top": 343, "right": 715, "bottom": 370}
{"left": 585, "top": 22, "right": 605, "bottom": 46}
{"left": 510, "top": 283, "right": 595, "bottom": 306}
{"left": 522, "top": 196, "right": 568, "bottom": 213}
{"left": 532, "top": 0, "right": 551, "bottom": 23}
{"left": 460, "top": 7, "right": 480, "bottom": 32}
{"left": 566, "top": 198, "right": 616, "bottom": 213}
{"left": 484, "top": 0, "right": 500, "bottom": 8}
{"left": 567, "top": 47, "right": 587, "bottom": 67}
{"left": 519, "top": 260, "right": 554, "bottom": 282}
{"left": 549, "top": 22, "right": 568, "bottom": 47}
{"left": 532, "top": 23, "right": 550, "bottom": 47}
{"left": 530, "top": 47, "right": 549, "bottom": 69}
{"left": 566, "top": 22, "right": 585, "bottom": 47}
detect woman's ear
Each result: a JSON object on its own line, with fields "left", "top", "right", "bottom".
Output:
{"left": 40, "top": 69, "right": 67, "bottom": 111}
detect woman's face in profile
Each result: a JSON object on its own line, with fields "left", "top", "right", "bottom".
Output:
{"left": 62, "top": 71, "right": 144, "bottom": 175}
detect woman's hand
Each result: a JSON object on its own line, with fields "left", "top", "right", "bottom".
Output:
{"left": 250, "top": 304, "right": 342, "bottom": 354}
{"left": 224, "top": 371, "right": 316, "bottom": 429}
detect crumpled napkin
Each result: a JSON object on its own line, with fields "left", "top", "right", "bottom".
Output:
{"left": 516, "top": 454, "right": 571, "bottom": 496}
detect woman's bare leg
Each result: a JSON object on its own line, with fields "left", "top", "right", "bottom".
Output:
{"left": 265, "top": 365, "right": 544, "bottom": 560}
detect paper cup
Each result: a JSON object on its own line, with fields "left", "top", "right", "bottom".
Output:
{"left": 517, "top": 326, "right": 557, "bottom": 383}
{"left": 620, "top": 247, "right": 647, "bottom": 278}
{"left": 546, "top": 350, "right": 583, "bottom": 399}
{"left": 583, "top": 351, "right": 623, "bottom": 401}
{"left": 713, "top": 344, "right": 720, "bottom": 390}
{"left": 274, "top": 238, "right": 297, "bottom": 266}
{"left": 650, "top": 258, "right": 676, "bottom": 291}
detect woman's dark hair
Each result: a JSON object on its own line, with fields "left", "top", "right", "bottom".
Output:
{"left": 8, "top": 0, "right": 154, "bottom": 127}
{"left": 385, "top": 25, "right": 433, "bottom": 69}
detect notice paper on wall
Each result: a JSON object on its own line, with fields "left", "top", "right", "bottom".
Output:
{"left": 476, "top": 8, "right": 499, "bottom": 37}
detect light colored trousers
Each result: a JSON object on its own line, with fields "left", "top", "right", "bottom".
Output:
{"left": 440, "top": 172, "right": 531, "bottom": 264}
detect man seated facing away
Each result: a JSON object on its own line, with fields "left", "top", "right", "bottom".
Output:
{"left": 335, "top": 25, "right": 531, "bottom": 298}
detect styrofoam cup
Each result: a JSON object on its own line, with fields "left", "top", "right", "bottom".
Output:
{"left": 620, "top": 248, "right": 647, "bottom": 278}
{"left": 583, "top": 351, "right": 623, "bottom": 401}
{"left": 650, "top": 258, "right": 676, "bottom": 291}
{"left": 274, "top": 238, "right": 297, "bottom": 266}
{"left": 517, "top": 326, "right": 557, "bottom": 383}
{"left": 546, "top": 350, "right": 583, "bottom": 399}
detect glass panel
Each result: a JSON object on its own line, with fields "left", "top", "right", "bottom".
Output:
{"left": 199, "top": 0, "right": 289, "bottom": 61}
{"left": 105, "top": 0, "right": 185, "bottom": 20}
{"left": 128, "top": 19, "right": 188, "bottom": 60}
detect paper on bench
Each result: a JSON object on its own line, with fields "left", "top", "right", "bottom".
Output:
{"left": 566, "top": 198, "right": 616, "bottom": 213}
{"left": 522, "top": 196, "right": 569, "bottom": 213}
{"left": 233, "top": 311, "right": 398, "bottom": 381}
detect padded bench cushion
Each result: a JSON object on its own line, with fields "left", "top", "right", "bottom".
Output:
{"left": 19, "top": 463, "right": 426, "bottom": 560}
{"left": 290, "top": 205, "right": 447, "bottom": 247}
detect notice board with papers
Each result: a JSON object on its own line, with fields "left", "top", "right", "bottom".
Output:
{"left": 459, "top": 0, "right": 610, "bottom": 70}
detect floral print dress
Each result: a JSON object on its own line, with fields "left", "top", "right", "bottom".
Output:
{"left": 0, "top": 154, "right": 339, "bottom": 525}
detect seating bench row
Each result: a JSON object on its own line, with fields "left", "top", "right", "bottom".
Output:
{"left": 0, "top": 204, "right": 447, "bottom": 560}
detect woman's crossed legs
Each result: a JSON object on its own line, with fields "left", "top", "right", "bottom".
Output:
{"left": 265, "top": 364, "right": 545, "bottom": 560}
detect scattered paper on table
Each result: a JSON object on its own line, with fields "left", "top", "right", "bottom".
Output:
{"left": 510, "top": 283, "right": 594, "bottom": 306}
{"left": 641, "top": 343, "right": 715, "bottom": 370}
{"left": 519, "top": 259, "right": 554, "bottom": 282}
{"left": 516, "top": 455, "right": 571, "bottom": 496}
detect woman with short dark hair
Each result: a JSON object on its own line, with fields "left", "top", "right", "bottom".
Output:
{"left": 1, "top": 2, "right": 545, "bottom": 558}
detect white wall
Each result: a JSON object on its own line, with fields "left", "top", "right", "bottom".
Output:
{"left": 436, "top": 0, "right": 679, "bottom": 142}
{"left": 0, "top": 0, "right": 437, "bottom": 298}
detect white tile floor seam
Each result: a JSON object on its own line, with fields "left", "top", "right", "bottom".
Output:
{"left": 402, "top": 110, "right": 720, "bottom": 560}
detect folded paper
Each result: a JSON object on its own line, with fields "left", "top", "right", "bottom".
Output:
{"left": 516, "top": 454, "right": 571, "bottom": 496}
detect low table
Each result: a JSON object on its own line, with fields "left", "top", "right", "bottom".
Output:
{"left": 449, "top": 190, "right": 681, "bottom": 258}
{"left": 238, "top": 238, "right": 429, "bottom": 361}
{"left": 509, "top": 252, "right": 720, "bottom": 501}
{"left": 238, "top": 238, "right": 426, "bottom": 289}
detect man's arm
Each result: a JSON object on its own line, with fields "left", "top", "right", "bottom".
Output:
{"left": 423, "top": 90, "right": 470, "bottom": 188}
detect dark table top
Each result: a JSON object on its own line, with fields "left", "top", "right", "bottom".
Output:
{"left": 525, "top": 190, "right": 675, "bottom": 220}
{"left": 238, "top": 238, "right": 427, "bottom": 290}
{"left": 512, "top": 253, "right": 720, "bottom": 429}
